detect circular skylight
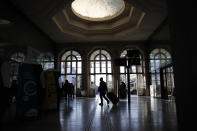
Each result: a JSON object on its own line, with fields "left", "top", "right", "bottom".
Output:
{"left": 71, "top": 0, "right": 125, "bottom": 21}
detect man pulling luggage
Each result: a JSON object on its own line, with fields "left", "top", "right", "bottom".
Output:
{"left": 98, "top": 77, "right": 109, "bottom": 106}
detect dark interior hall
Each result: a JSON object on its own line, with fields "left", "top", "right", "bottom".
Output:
{"left": 0, "top": 0, "right": 196, "bottom": 131}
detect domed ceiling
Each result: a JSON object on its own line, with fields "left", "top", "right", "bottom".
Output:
{"left": 52, "top": 1, "right": 145, "bottom": 40}
{"left": 7, "top": 0, "right": 168, "bottom": 43}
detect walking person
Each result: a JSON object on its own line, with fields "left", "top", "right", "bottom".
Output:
{"left": 98, "top": 77, "right": 109, "bottom": 106}
{"left": 63, "top": 80, "right": 70, "bottom": 99}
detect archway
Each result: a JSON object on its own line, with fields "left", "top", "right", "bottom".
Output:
{"left": 119, "top": 49, "right": 146, "bottom": 96}
{"left": 10, "top": 52, "right": 26, "bottom": 79}
{"left": 60, "top": 50, "right": 82, "bottom": 96}
{"left": 89, "top": 49, "right": 113, "bottom": 97}
{"left": 149, "top": 48, "right": 172, "bottom": 97}
{"left": 37, "top": 53, "right": 54, "bottom": 70}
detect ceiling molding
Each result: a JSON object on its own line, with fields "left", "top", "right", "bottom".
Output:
{"left": 52, "top": 2, "right": 146, "bottom": 40}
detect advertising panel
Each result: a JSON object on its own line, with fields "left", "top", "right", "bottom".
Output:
{"left": 17, "top": 63, "right": 42, "bottom": 118}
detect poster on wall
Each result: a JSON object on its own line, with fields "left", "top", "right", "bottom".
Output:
{"left": 17, "top": 63, "right": 43, "bottom": 118}
{"left": 44, "top": 70, "right": 57, "bottom": 109}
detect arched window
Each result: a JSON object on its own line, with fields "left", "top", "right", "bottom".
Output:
{"left": 10, "top": 52, "right": 25, "bottom": 62}
{"left": 89, "top": 49, "right": 112, "bottom": 96}
{"left": 10, "top": 52, "right": 26, "bottom": 78}
{"left": 119, "top": 49, "right": 146, "bottom": 96}
{"left": 149, "top": 48, "right": 172, "bottom": 86}
{"left": 38, "top": 53, "right": 54, "bottom": 70}
{"left": 61, "top": 50, "right": 82, "bottom": 96}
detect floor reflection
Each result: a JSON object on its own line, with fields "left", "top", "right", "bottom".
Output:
{"left": 59, "top": 95, "right": 178, "bottom": 131}
{"left": 1, "top": 96, "right": 178, "bottom": 131}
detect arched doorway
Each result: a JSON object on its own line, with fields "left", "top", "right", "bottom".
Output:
{"left": 10, "top": 52, "right": 26, "bottom": 79}
{"left": 119, "top": 49, "right": 146, "bottom": 96}
{"left": 37, "top": 53, "right": 54, "bottom": 70}
{"left": 89, "top": 49, "right": 113, "bottom": 97}
{"left": 149, "top": 48, "right": 172, "bottom": 97}
{"left": 60, "top": 50, "right": 82, "bottom": 96}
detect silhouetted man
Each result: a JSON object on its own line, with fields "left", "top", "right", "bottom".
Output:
{"left": 63, "top": 80, "right": 70, "bottom": 99}
{"left": 119, "top": 82, "right": 127, "bottom": 99}
{"left": 98, "top": 77, "right": 109, "bottom": 106}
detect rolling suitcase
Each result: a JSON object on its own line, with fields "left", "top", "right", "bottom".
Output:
{"left": 107, "top": 92, "right": 119, "bottom": 105}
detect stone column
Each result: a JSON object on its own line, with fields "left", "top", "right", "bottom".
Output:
{"left": 144, "top": 49, "right": 150, "bottom": 96}
{"left": 112, "top": 50, "right": 120, "bottom": 96}
{"left": 113, "top": 66, "right": 120, "bottom": 96}
{"left": 82, "top": 53, "right": 89, "bottom": 96}
{"left": 53, "top": 46, "right": 58, "bottom": 70}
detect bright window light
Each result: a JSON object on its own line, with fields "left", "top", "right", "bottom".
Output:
{"left": 71, "top": 0, "right": 124, "bottom": 19}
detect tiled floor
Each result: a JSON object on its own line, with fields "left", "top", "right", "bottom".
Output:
{"left": 1, "top": 95, "right": 178, "bottom": 131}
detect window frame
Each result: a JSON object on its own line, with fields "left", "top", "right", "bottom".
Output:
{"left": 89, "top": 49, "right": 113, "bottom": 89}
{"left": 60, "top": 50, "right": 82, "bottom": 90}
{"left": 149, "top": 48, "right": 172, "bottom": 86}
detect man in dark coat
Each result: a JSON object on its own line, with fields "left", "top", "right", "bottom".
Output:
{"left": 119, "top": 82, "right": 127, "bottom": 99}
{"left": 98, "top": 77, "right": 109, "bottom": 106}
{"left": 63, "top": 80, "right": 70, "bottom": 99}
